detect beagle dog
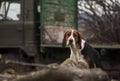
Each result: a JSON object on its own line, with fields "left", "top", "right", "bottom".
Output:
{"left": 62, "top": 29, "right": 102, "bottom": 68}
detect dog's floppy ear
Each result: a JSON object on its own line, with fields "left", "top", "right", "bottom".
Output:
{"left": 77, "top": 31, "right": 83, "bottom": 49}
{"left": 62, "top": 32, "right": 67, "bottom": 47}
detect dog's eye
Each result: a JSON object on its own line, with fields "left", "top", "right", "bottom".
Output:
{"left": 73, "top": 34, "right": 77, "bottom": 37}
{"left": 67, "top": 33, "right": 71, "bottom": 36}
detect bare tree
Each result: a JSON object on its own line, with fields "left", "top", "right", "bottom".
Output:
{"left": 78, "top": 0, "right": 120, "bottom": 44}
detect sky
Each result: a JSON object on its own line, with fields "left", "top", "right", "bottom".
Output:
{"left": 0, "top": 2, "right": 20, "bottom": 20}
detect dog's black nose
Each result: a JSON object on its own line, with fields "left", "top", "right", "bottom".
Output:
{"left": 69, "top": 39, "right": 73, "bottom": 44}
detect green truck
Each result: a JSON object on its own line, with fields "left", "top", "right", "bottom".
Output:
{"left": 0, "top": 0, "right": 120, "bottom": 80}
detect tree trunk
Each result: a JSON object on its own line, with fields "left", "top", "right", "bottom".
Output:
{"left": 11, "top": 67, "right": 109, "bottom": 81}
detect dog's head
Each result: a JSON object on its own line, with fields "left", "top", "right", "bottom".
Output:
{"left": 62, "top": 29, "right": 82, "bottom": 48}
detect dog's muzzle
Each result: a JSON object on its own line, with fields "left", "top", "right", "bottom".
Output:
{"left": 69, "top": 39, "right": 73, "bottom": 45}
